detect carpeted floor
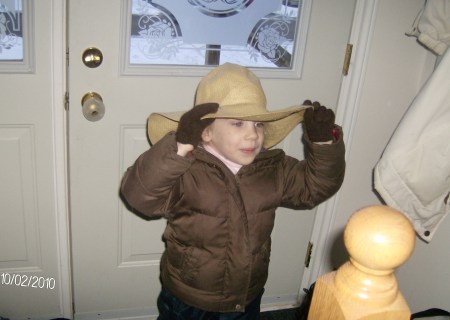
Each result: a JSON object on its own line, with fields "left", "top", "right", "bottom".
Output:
{"left": 1, "top": 312, "right": 304, "bottom": 320}
{"left": 260, "top": 307, "right": 303, "bottom": 320}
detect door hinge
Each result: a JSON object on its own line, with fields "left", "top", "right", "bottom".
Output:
{"left": 304, "top": 241, "right": 313, "bottom": 268}
{"left": 64, "top": 91, "right": 69, "bottom": 111}
{"left": 342, "top": 43, "right": 353, "bottom": 76}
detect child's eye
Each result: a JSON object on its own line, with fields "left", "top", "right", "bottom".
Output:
{"left": 232, "top": 121, "right": 244, "bottom": 127}
{"left": 255, "top": 122, "right": 264, "bottom": 128}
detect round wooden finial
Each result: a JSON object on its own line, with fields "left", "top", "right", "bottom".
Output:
{"left": 310, "top": 205, "right": 415, "bottom": 318}
{"left": 334, "top": 205, "right": 416, "bottom": 307}
{"left": 344, "top": 205, "right": 416, "bottom": 274}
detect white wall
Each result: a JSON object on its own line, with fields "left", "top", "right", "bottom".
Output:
{"left": 322, "top": 0, "right": 450, "bottom": 313}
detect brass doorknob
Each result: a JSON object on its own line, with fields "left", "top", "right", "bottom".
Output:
{"left": 81, "top": 92, "right": 105, "bottom": 122}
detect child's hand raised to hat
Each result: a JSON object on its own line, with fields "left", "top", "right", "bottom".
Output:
{"left": 303, "top": 100, "right": 336, "bottom": 143}
{"left": 176, "top": 103, "right": 219, "bottom": 156}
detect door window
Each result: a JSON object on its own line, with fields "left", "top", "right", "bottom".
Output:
{"left": 0, "top": 0, "right": 33, "bottom": 73}
{"left": 121, "top": 0, "right": 309, "bottom": 77}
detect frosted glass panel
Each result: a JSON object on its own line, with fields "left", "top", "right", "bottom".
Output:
{"left": 0, "top": 0, "right": 23, "bottom": 61}
{"left": 0, "top": 0, "right": 33, "bottom": 73}
{"left": 128, "top": 0, "right": 303, "bottom": 69}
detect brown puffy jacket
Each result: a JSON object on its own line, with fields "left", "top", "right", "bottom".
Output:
{"left": 121, "top": 131, "right": 345, "bottom": 312}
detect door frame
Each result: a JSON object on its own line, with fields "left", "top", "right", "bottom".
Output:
{"left": 51, "top": 0, "right": 379, "bottom": 317}
{"left": 299, "top": 0, "right": 380, "bottom": 292}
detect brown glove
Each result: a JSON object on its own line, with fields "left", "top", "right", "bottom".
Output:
{"left": 176, "top": 103, "right": 219, "bottom": 146}
{"left": 303, "top": 100, "right": 336, "bottom": 142}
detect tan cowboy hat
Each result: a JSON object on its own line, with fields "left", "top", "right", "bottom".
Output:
{"left": 148, "top": 63, "right": 308, "bottom": 149}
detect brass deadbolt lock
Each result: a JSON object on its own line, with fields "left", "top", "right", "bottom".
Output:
{"left": 82, "top": 47, "right": 103, "bottom": 68}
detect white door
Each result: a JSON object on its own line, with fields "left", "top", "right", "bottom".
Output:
{"left": 68, "top": 0, "right": 355, "bottom": 318}
{"left": 0, "top": 1, "right": 69, "bottom": 318}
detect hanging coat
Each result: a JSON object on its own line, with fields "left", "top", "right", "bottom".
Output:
{"left": 406, "top": 0, "right": 450, "bottom": 56}
{"left": 374, "top": 48, "right": 450, "bottom": 242}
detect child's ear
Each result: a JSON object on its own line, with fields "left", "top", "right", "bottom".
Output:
{"left": 201, "top": 125, "right": 212, "bottom": 143}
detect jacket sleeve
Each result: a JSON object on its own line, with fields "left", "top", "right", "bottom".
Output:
{"left": 374, "top": 48, "right": 450, "bottom": 242}
{"left": 120, "top": 132, "right": 193, "bottom": 218}
{"left": 281, "top": 127, "right": 345, "bottom": 209}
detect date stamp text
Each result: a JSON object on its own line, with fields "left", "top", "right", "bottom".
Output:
{"left": 1, "top": 273, "right": 55, "bottom": 290}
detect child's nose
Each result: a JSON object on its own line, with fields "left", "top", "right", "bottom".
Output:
{"left": 245, "top": 122, "right": 259, "bottom": 139}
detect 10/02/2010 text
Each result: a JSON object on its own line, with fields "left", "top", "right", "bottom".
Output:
{"left": 1, "top": 273, "right": 55, "bottom": 290}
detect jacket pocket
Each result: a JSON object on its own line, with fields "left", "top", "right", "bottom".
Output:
{"left": 179, "top": 246, "right": 200, "bottom": 283}
{"left": 249, "top": 239, "right": 271, "bottom": 289}
{"left": 177, "top": 246, "right": 225, "bottom": 292}
{"left": 247, "top": 210, "right": 275, "bottom": 253}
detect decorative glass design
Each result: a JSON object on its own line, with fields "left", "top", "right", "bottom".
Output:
{"left": 127, "top": 0, "right": 304, "bottom": 70}
{"left": 0, "top": 0, "right": 23, "bottom": 61}
{"left": 187, "top": 0, "right": 255, "bottom": 17}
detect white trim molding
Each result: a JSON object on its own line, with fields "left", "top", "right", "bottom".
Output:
{"left": 51, "top": 0, "right": 72, "bottom": 317}
{"left": 300, "top": 0, "right": 380, "bottom": 292}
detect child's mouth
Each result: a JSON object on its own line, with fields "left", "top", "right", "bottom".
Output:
{"left": 241, "top": 148, "right": 256, "bottom": 154}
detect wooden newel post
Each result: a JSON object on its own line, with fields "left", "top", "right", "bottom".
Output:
{"left": 308, "top": 205, "right": 416, "bottom": 320}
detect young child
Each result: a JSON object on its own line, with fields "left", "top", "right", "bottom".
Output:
{"left": 121, "top": 63, "right": 345, "bottom": 319}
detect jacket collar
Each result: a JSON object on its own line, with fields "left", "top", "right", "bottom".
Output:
{"left": 193, "top": 147, "right": 285, "bottom": 175}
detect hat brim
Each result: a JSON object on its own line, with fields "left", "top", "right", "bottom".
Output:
{"left": 148, "top": 104, "right": 309, "bottom": 149}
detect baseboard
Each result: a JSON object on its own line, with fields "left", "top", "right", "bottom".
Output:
{"left": 260, "top": 293, "right": 301, "bottom": 312}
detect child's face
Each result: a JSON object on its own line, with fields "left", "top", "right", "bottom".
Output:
{"left": 202, "top": 119, "right": 265, "bottom": 165}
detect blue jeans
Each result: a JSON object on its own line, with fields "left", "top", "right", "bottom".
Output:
{"left": 157, "top": 289, "right": 264, "bottom": 320}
